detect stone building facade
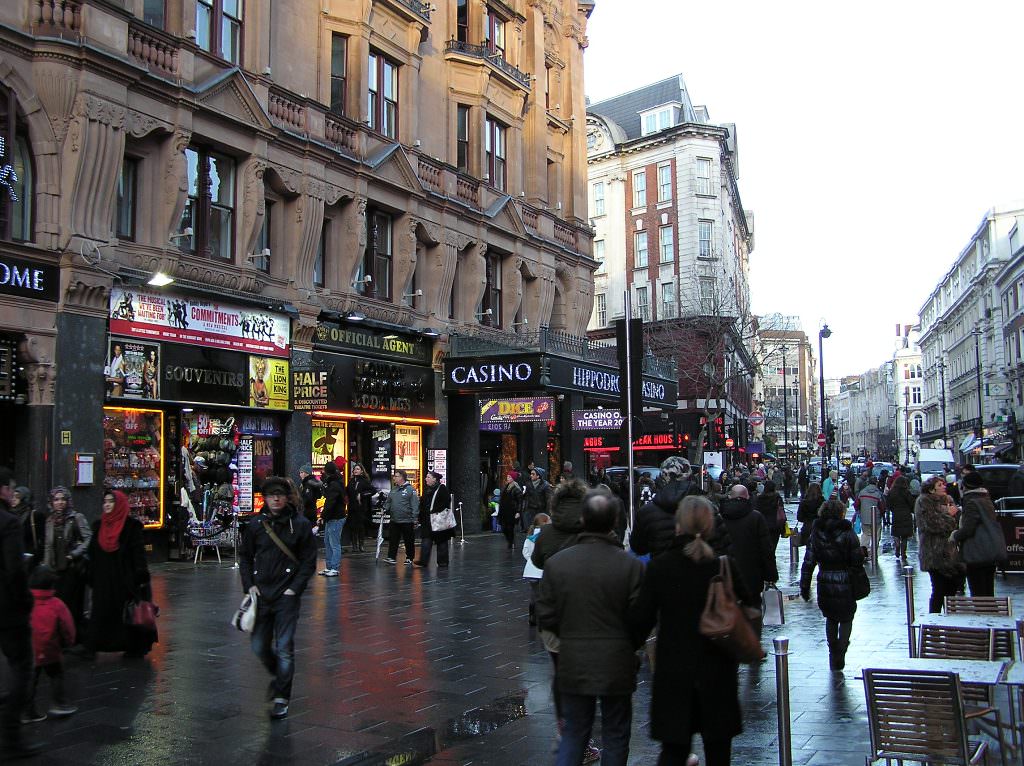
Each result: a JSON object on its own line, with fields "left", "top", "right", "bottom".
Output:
{"left": 0, "top": 0, "right": 596, "bottom": 524}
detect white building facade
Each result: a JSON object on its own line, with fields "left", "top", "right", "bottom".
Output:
{"left": 919, "top": 205, "right": 1024, "bottom": 461}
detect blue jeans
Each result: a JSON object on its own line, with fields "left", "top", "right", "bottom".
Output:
{"left": 251, "top": 594, "right": 300, "bottom": 700}
{"left": 324, "top": 518, "right": 346, "bottom": 570}
{"left": 557, "top": 691, "right": 632, "bottom": 766}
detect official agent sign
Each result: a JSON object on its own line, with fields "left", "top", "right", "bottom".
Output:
{"left": 109, "top": 287, "right": 290, "bottom": 358}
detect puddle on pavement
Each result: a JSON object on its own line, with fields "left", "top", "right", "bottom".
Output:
{"left": 333, "top": 692, "right": 528, "bottom": 765}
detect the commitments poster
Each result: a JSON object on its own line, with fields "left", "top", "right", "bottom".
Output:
{"left": 105, "top": 338, "right": 160, "bottom": 400}
{"left": 248, "top": 356, "right": 289, "bottom": 409}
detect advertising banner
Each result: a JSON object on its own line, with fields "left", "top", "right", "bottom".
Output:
{"left": 480, "top": 397, "right": 554, "bottom": 424}
{"left": 311, "top": 420, "right": 346, "bottom": 473}
{"left": 109, "top": 286, "right": 290, "bottom": 357}
{"left": 106, "top": 338, "right": 160, "bottom": 400}
{"left": 292, "top": 368, "right": 329, "bottom": 412}
{"left": 572, "top": 409, "right": 624, "bottom": 431}
{"left": 248, "top": 356, "right": 289, "bottom": 409}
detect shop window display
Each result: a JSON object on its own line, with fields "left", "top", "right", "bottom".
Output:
{"left": 103, "top": 407, "right": 164, "bottom": 527}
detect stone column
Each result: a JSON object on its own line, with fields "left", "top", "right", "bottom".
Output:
{"left": 447, "top": 393, "right": 481, "bottom": 532}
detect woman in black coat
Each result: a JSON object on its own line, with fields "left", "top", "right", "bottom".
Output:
{"left": 346, "top": 462, "right": 373, "bottom": 553}
{"left": 753, "top": 480, "right": 785, "bottom": 552}
{"left": 86, "top": 490, "right": 155, "bottom": 656}
{"left": 887, "top": 475, "right": 916, "bottom": 561}
{"left": 629, "top": 496, "right": 755, "bottom": 766}
{"left": 800, "top": 498, "right": 864, "bottom": 671}
{"left": 796, "top": 482, "right": 824, "bottom": 545}
{"left": 498, "top": 471, "right": 523, "bottom": 550}
{"left": 415, "top": 471, "right": 455, "bottom": 568}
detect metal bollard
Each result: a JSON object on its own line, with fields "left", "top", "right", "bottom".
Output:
{"left": 903, "top": 565, "right": 916, "bottom": 657}
{"left": 871, "top": 504, "right": 879, "bottom": 564}
{"left": 789, "top": 534, "right": 798, "bottom": 569}
{"left": 774, "top": 637, "right": 793, "bottom": 766}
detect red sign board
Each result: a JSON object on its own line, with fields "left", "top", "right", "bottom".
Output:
{"left": 748, "top": 411, "right": 765, "bottom": 427}
{"left": 817, "top": 433, "right": 827, "bottom": 447}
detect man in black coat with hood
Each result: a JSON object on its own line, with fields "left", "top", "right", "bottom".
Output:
{"left": 718, "top": 484, "right": 777, "bottom": 617}
{"left": 631, "top": 456, "right": 731, "bottom": 558}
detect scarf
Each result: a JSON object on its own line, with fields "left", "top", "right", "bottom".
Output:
{"left": 98, "top": 490, "right": 131, "bottom": 552}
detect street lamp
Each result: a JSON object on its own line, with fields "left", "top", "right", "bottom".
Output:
{"left": 781, "top": 344, "right": 790, "bottom": 465}
{"left": 903, "top": 387, "right": 911, "bottom": 465}
{"left": 937, "top": 358, "right": 949, "bottom": 449}
{"left": 973, "top": 329, "right": 984, "bottom": 445}
{"left": 818, "top": 323, "right": 831, "bottom": 464}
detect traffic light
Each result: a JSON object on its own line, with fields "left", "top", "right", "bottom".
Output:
{"left": 615, "top": 318, "right": 643, "bottom": 419}
{"left": 827, "top": 421, "right": 836, "bottom": 444}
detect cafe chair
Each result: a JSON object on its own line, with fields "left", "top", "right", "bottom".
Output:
{"left": 945, "top": 597, "right": 1015, "bottom": 660}
{"left": 864, "top": 669, "right": 989, "bottom": 765}
{"left": 917, "top": 625, "right": 1009, "bottom": 766}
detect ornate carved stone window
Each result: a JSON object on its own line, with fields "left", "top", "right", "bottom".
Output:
{"left": 0, "top": 86, "right": 32, "bottom": 243}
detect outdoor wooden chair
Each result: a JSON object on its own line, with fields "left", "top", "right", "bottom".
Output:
{"left": 917, "top": 625, "right": 1008, "bottom": 766}
{"left": 945, "top": 597, "right": 1015, "bottom": 660}
{"left": 863, "top": 669, "right": 988, "bottom": 765}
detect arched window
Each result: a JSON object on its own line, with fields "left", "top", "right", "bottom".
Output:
{"left": 0, "top": 86, "right": 33, "bottom": 242}
{"left": 912, "top": 413, "right": 924, "bottom": 436}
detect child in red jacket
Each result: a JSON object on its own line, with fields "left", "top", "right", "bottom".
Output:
{"left": 22, "top": 566, "right": 77, "bottom": 723}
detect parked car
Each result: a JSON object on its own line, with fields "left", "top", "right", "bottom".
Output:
{"left": 604, "top": 465, "right": 662, "bottom": 487}
{"left": 870, "top": 462, "right": 896, "bottom": 480}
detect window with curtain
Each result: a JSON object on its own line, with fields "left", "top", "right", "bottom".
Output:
{"left": 115, "top": 158, "right": 138, "bottom": 241}
{"left": 632, "top": 170, "right": 646, "bottom": 208}
{"left": 634, "top": 231, "right": 648, "bottom": 268}
{"left": 485, "top": 116, "right": 506, "bottom": 191}
{"left": 368, "top": 52, "right": 399, "bottom": 139}
{"left": 698, "top": 219, "right": 713, "bottom": 258}
{"left": 180, "top": 147, "right": 235, "bottom": 260}
{"left": 659, "top": 225, "right": 673, "bottom": 263}
{"left": 364, "top": 208, "right": 392, "bottom": 300}
{"left": 196, "top": 0, "right": 242, "bottom": 64}
{"left": 330, "top": 33, "right": 347, "bottom": 115}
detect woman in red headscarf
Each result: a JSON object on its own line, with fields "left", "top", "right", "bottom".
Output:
{"left": 85, "top": 490, "right": 155, "bottom": 656}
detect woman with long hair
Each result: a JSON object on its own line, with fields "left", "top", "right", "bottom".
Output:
{"left": 916, "top": 476, "right": 964, "bottom": 612}
{"left": 497, "top": 471, "right": 523, "bottom": 550}
{"left": 415, "top": 471, "right": 454, "bottom": 568}
{"left": 952, "top": 471, "right": 1007, "bottom": 597}
{"left": 629, "top": 496, "right": 755, "bottom": 766}
{"left": 800, "top": 498, "right": 865, "bottom": 671}
{"left": 346, "top": 462, "right": 373, "bottom": 553}
{"left": 887, "top": 475, "right": 916, "bottom": 561}
{"left": 796, "top": 482, "right": 824, "bottom": 544}
{"left": 85, "top": 490, "right": 155, "bottom": 656}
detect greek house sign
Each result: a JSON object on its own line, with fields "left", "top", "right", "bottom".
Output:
{"left": 0, "top": 255, "right": 58, "bottom": 302}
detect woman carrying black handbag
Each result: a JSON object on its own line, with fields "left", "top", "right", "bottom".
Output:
{"left": 800, "top": 498, "right": 865, "bottom": 672}
{"left": 953, "top": 471, "right": 1008, "bottom": 597}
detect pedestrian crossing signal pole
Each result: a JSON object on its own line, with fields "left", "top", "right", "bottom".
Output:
{"left": 617, "top": 292, "right": 643, "bottom": 543}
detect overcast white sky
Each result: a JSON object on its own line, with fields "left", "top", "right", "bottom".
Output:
{"left": 584, "top": 1, "right": 1024, "bottom": 377}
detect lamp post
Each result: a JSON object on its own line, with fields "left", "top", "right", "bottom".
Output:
{"left": 938, "top": 359, "right": 949, "bottom": 449}
{"left": 875, "top": 414, "right": 881, "bottom": 458}
{"left": 781, "top": 344, "right": 789, "bottom": 465}
{"left": 818, "top": 323, "right": 831, "bottom": 464}
{"left": 973, "top": 330, "right": 984, "bottom": 446}
{"left": 903, "top": 386, "right": 911, "bottom": 465}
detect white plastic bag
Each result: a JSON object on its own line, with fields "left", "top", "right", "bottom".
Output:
{"left": 761, "top": 583, "right": 785, "bottom": 626}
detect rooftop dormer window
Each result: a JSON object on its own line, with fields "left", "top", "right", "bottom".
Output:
{"left": 639, "top": 105, "right": 678, "bottom": 136}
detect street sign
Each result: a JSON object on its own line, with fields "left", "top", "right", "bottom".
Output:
{"left": 816, "top": 433, "right": 827, "bottom": 447}
{"left": 748, "top": 411, "right": 764, "bottom": 427}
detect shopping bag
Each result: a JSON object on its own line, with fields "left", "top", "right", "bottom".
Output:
{"left": 231, "top": 592, "right": 257, "bottom": 633}
{"left": 430, "top": 507, "right": 457, "bottom": 532}
{"left": 124, "top": 599, "right": 159, "bottom": 633}
{"left": 761, "top": 583, "right": 785, "bottom": 626}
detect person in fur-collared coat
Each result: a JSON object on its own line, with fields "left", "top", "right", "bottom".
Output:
{"left": 915, "top": 476, "right": 964, "bottom": 613}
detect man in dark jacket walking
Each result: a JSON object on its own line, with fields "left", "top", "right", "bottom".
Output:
{"left": 297, "top": 464, "right": 322, "bottom": 528}
{"left": 240, "top": 476, "right": 317, "bottom": 720}
{"left": 537, "top": 491, "right": 644, "bottom": 766}
{"left": 0, "top": 467, "right": 38, "bottom": 758}
{"left": 530, "top": 477, "right": 588, "bottom": 571}
{"left": 719, "top": 485, "right": 777, "bottom": 630}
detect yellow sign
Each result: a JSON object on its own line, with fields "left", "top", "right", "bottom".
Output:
{"left": 249, "top": 356, "right": 290, "bottom": 409}
{"left": 60, "top": 430, "right": 72, "bottom": 445}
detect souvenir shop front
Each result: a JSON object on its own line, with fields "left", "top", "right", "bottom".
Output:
{"left": 102, "top": 286, "right": 292, "bottom": 556}
{"left": 294, "top": 320, "right": 437, "bottom": 499}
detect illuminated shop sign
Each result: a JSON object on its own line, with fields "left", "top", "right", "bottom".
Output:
{"left": 480, "top": 397, "right": 554, "bottom": 424}
{"left": 546, "top": 357, "right": 675, "bottom": 407}
{"left": 314, "top": 323, "right": 431, "bottom": 364}
{"left": 313, "top": 351, "right": 436, "bottom": 419}
{"left": 572, "top": 409, "right": 624, "bottom": 431}
{"left": 0, "top": 255, "right": 58, "bottom": 302}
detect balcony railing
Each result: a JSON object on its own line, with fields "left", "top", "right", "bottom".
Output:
{"left": 127, "top": 21, "right": 180, "bottom": 77}
{"left": 377, "top": 0, "right": 432, "bottom": 22}
{"left": 444, "top": 39, "right": 531, "bottom": 90}
{"left": 30, "top": 0, "right": 81, "bottom": 36}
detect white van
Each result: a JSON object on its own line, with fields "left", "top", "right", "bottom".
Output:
{"left": 917, "top": 448, "right": 956, "bottom": 481}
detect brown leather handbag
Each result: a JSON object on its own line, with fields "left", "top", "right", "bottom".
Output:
{"left": 699, "top": 556, "right": 766, "bottom": 663}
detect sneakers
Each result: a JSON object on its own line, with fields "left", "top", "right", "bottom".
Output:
{"left": 19, "top": 710, "right": 45, "bottom": 724}
{"left": 48, "top": 704, "right": 78, "bottom": 717}
{"left": 322, "top": 569, "right": 339, "bottom": 577}
{"left": 383, "top": 557, "right": 397, "bottom": 564}
{"left": 318, "top": 569, "right": 330, "bottom": 576}
{"left": 582, "top": 742, "right": 601, "bottom": 763}
{"left": 270, "top": 698, "right": 289, "bottom": 719}
{"left": 404, "top": 560, "right": 413, "bottom": 566}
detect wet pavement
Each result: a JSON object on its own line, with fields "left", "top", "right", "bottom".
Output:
{"left": 14, "top": 501, "right": 1024, "bottom": 765}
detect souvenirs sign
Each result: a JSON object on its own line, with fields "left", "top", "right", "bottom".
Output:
{"left": 109, "top": 287, "right": 290, "bottom": 357}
